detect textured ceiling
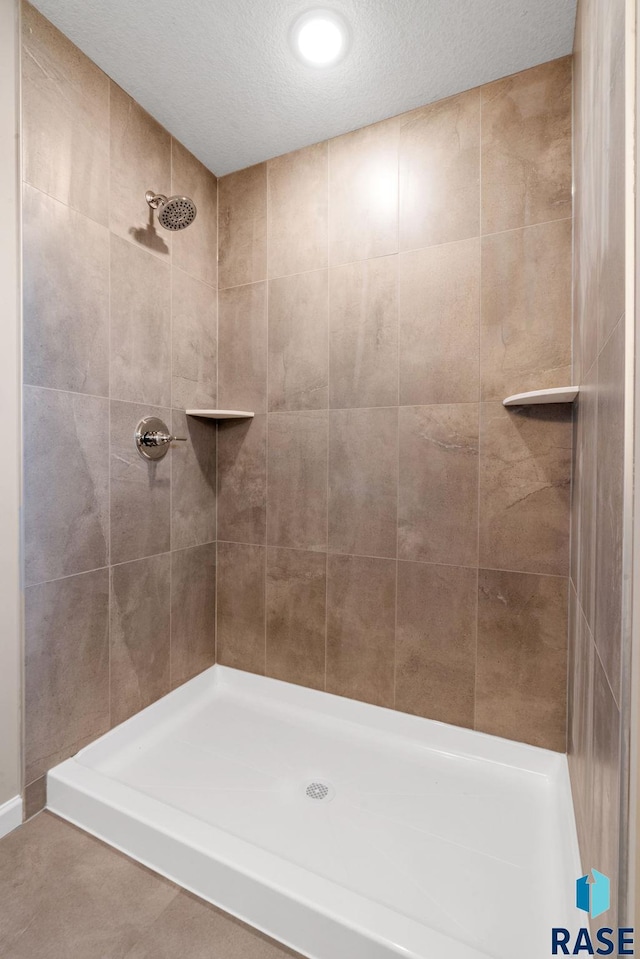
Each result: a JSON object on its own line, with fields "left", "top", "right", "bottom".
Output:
{"left": 30, "top": 0, "right": 577, "bottom": 176}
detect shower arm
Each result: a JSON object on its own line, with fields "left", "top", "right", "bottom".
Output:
{"left": 145, "top": 191, "right": 168, "bottom": 210}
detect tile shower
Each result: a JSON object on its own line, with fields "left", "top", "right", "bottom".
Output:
{"left": 22, "top": 0, "right": 576, "bottom": 821}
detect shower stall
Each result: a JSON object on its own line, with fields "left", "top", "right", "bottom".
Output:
{"left": 2, "top": 0, "right": 638, "bottom": 954}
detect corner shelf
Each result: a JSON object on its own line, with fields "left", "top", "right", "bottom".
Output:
{"left": 186, "top": 409, "right": 254, "bottom": 420}
{"left": 502, "top": 387, "right": 579, "bottom": 407}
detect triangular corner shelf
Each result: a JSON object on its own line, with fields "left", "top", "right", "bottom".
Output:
{"left": 185, "top": 410, "right": 255, "bottom": 419}
{"left": 503, "top": 387, "right": 579, "bottom": 407}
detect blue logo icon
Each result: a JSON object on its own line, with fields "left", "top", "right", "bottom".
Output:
{"left": 576, "top": 869, "right": 611, "bottom": 919}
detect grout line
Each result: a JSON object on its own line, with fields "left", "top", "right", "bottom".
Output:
{"left": 592, "top": 631, "right": 622, "bottom": 715}
{"left": 21, "top": 179, "right": 110, "bottom": 232}
{"left": 215, "top": 215, "right": 573, "bottom": 294}
{"left": 266, "top": 400, "right": 484, "bottom": 416}
{"left": 164, "top": 540, "right": 217, "bottom": 557}
{"left": 212, "top": 540, "right": 570, "bottom": 579}
{"left": 23, "top": 384, "right": 183, "bottom": 413}
{"left": 23, "top": 550, "right": 204, "bottom": 593}
{"left": 23, "top": 382, "right": 110, "bottom": 402}
{"left": 171, "top": 260, "right": 218, "bottom": 293}
{"left": 110, "top": 550, "right": 174, "bottom": 570}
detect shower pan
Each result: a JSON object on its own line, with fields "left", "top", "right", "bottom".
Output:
{"left": 47, "top": 666, "right": 580, "bottom": 959}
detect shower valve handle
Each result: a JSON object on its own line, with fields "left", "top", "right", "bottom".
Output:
{"left": 140, "top": 430, "right": 186, "bottom": 447}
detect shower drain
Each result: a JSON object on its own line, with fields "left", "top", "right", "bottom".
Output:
{"left": 304, "top": 780, "right": 335, "bottom": 802}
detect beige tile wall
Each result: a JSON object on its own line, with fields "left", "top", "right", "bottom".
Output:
{"left": 569, "top": 0, "right": 627, "bottom": 924}
{"left": 21, "top": 3, "right": 218, "bottom": 813}
{"left": 216, "top": 55, "right": 573, "bottom": 752}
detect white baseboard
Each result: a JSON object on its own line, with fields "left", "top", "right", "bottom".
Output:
{"left": 0, "top": 795, "right": 22, "bottom": 839}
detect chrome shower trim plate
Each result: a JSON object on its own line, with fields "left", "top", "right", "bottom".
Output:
{"left": 135, "top": 416, "right": 186, "bottom": 461}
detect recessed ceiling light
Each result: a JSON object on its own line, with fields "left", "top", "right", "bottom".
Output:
{"left": 290, "top": 9, "right": 350, "bottom": 67}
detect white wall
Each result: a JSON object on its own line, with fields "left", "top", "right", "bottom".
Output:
{"left": 0, "top": 0, "right": 22, "bottom": 809}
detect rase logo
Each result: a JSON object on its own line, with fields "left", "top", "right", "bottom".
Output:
{"left": 551, "top": 870, "right": 635, "bottom": 955}
{"left": 576, "top": 869, "right": 610, "bottom": 919}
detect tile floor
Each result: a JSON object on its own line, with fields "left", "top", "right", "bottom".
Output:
{"left": 0, "top": 812, "right": 302, "bottom": 959}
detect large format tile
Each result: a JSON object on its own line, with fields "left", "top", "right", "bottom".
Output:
{"left": 23, "top": 185, "right": 110, "bottom": 396}
{"left": 396, "top": 563, "right": 477, "bottom": 728}
{"left": 594, "top": 318, "right": 624, "bottom": 704}
{"left": 268, "top": 143, "right": 328, "bottom": 278}
{"left": 326, "top": 554, "right": 396, "bottom": 708}
{"left": 267, "top": 411, "right": 328, "bottom": 551}
{"left": 24, "top": 387, "right": 109, "bottom": 585}
{"left": 170, "top": 410, "right": 217, "bottom": 550}
{"left": 571, "top": 166, "right": 586, "bottom": 385}
{"left": 25, "top": 569, "right": 109, "bottom": 782}
{"left": 171, "top": 139, "right": 217, "bottom": 288}
{"left": 110, "top": 235, "right": 172, "bottom": 407}
{"left": 170, "top": 543, "right": 216, "bottom": 689}
{"left": 328, "top": 408, "right": 398, "bottom": 558}
{"left": 329, "top": 256, "right": 398, "bottom": 409}
{"left": 570, "top": 390, "right": 580, "bottom": 589}
{"left": 216, "top": 542, "right": 266, "bottom": 674}
{"left": 217, "top": 415, "right": 267, "bottom": 545}
{"left": 591, "top": 652, "right": 621, "bottom": 907}
{"left": 399, "top": 239, "right": 480, "bottom": 406}
{"left": 576, "top": 361, "right": 598, "bottom": 629}
{"left": 218, "top": 163, "right": 267, "bottom": 290}
{"left": 478, "top": 403, "right": 571, "bottom": 577}
{"left": 599, "top": 46, "right": 625, "bottom": 349}
{"left": 0, "top": 814, "right": 177, "bottom": 959}
{"left": 476, "top": 569, "right": 568, "bottom": 751}
{"left": 22, "top": 3, "right": 109, "bottom": 225}
{"left": 399, "top": 89, "right": 480, "bottom": 251}
{"left": 480, "top": 220, "right": 572, "bottom": 401}
{"left": 110, "top": 401, "right": 171, "bottom": 565}
{"left": 329, "top": 118, "right": 399, "bottom": 266}
{"left": 481, "top": 57, "right": 572, "bottom": 234}
{"left": 110, "top": 554, "right": 171, "bottom": 727}
{"left": 574, "top": 127, "right": 599, "bottom": 376}
{"left": 110, "top": 82, "right": 171, "bottom": 260}
{"left": 266, "top": 547, "right": 326, "bottom": 691}
{"left": 567, "top": 588, "right": 594, "bottom": 862}
{"left": 171, "top": 268, "right": 217, "bottom": 411}
{"left": 398, "top": 404, "right": 479, "bottom": 567}
{"left": 268, "top": 271, "right": 329, "bottom": 411}
{"left": 218, "top": 282, "right": 268, "bottom": 414}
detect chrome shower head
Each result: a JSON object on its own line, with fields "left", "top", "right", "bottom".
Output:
{"left": 145, "top": 190, "right": 197, "bottom": 231}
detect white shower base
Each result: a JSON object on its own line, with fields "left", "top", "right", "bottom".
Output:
{"left": 48, "top": 665, "right": 580, "bottom": 959}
